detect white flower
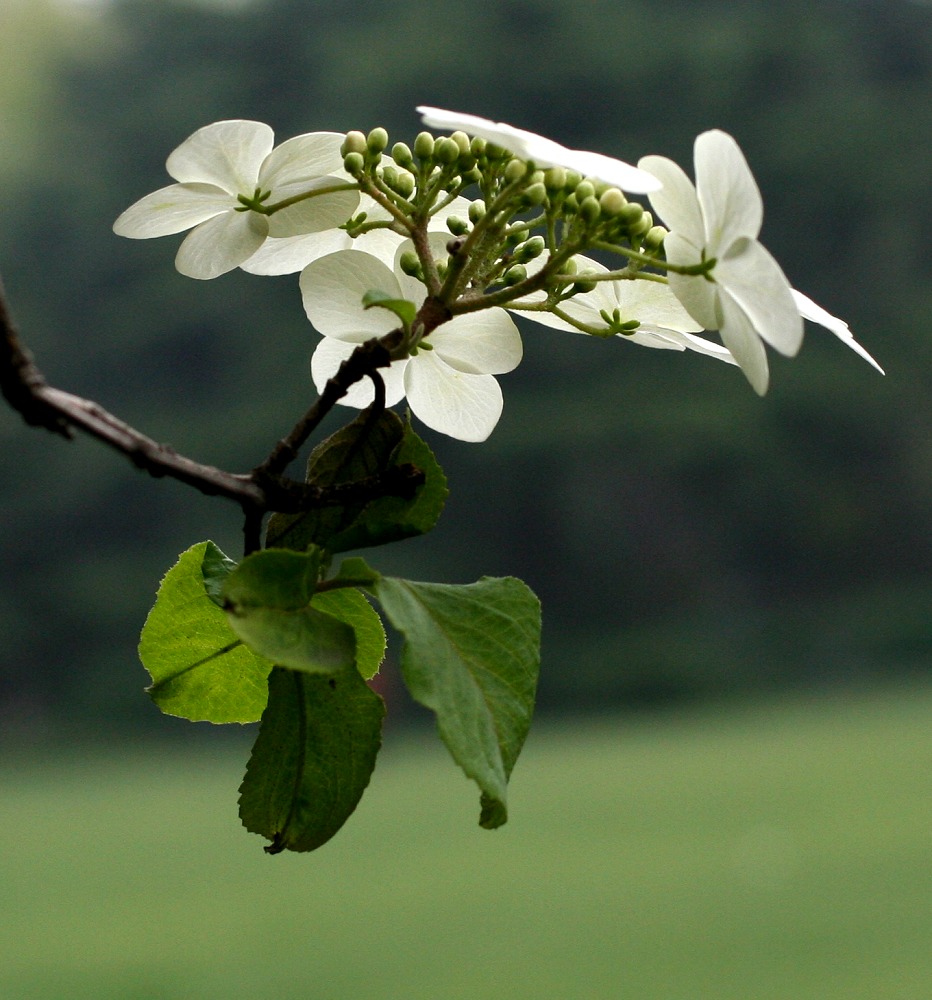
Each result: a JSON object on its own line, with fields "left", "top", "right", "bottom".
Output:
{"left": 417, "top": 106, "right": 662, "bottom": 194}
{"left": 113, "top": 120, "right": 359, "bottom": 279}
{"left": 638, "top": 131, "right": 803, "bottom": 394}
{"left": 512, "top": 255, "right": 738, "bottom": 366}
{"left": 301, "top": 244, "right": 523, "bottom": 442}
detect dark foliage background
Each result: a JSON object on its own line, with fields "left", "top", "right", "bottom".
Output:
{"left": 1, "top": 0, "right": 929, "bottom": 733}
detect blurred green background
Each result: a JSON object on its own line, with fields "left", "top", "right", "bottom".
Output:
{"left": 0, "top": 0, "right": 930, "bottom": 995}
{"left": 1, "top": 0, "right": 930, "bottom": 730}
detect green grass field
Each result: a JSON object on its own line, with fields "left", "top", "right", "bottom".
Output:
{"left": 1, "top": 686, "right": 930, "bottom": 1000}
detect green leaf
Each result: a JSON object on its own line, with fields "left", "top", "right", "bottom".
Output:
{"left": 201, "top": 540, "right": 238, "bottom": 607}
{"left": 266, "top": 411, "right": 447, "bottom": 555}
{"left": 324, "top": 417, "right": 448, "bottom": 552}
{"left": 312, "top": 587, "right": 385, "bottom": 680}
{"left": 367, "top": 575, "right": 541, "bottom": 829}
{"left": 239, "top": 666, "right": 385, "bottom": 854}
{"left": 138, "top": 542, "right": 273, "bottom": 723}
{"left": 265, "top": 408, "right": 405, "bottom": 552}
{"left": 222, "top": 549, "right": 356, "bottom": 674}
{"left": 362, "top": 288, "right": 416, "bottom": 330}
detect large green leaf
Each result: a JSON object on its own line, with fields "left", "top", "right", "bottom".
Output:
{"left": 138, "top": 542, "right": 273, "bottom": 723}
{"left": 368, "top": 573, "right": 541, "bottom": 829}
{"left": 222, "top": 549, "right": 356, "bottom": 674}
{"left": 265, "top": 410, "right": 447, "bottom": 554}
{"left": 238, "top": 665, "right": 385, "bottom": 854}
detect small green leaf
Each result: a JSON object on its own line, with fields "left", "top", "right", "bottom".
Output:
{"left": 330, "top": 556, "right": 382, "bottom": 588}
{"left": 239, "top": 666, "right": 385, "bottom": 854}
{"left": 362, "top": 288, "right": 417, "bottom": 330}
{"left": 367, "top": 575, "right": 541, "bottom": 829}
{"left": 265, "top": 409, "right": 405, "bottom": 553}
{"left": 324, "top": 417, "right": 447, "bottom": 552}
{"left": 312, "top": 587, "right": 385, "bottom": 680}
{"left": 222, "top": 548, "right": 322, "bottom": 611}
{"left": 222, "top": 549, "right": 355, "bottom": 674}
{"left": 266, "top": 410, "right": 446, "bottom": 555}
{"left": 201, "top": 540, "right": 238, "bottom": 607}
{"left": 139, "top": 542, "right": 273, "bottom": 723}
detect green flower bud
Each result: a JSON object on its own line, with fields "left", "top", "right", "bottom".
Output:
{"left": 572, "top": 279, "right": 597, "bottom": 295}
{"left": 470, "top": 136, "right": 487, "bottom": 157}
{"left": 446, "top": 215, "right": 469, "bottom": 236}
{"left": 413, "top": 132, "right": 435, "bottom": 161}
{"left": 391, "top": 142, "right": 413, "bottom": 168}
{"left": 522, "top": 182, "right": 548, "bottom": 206}
{"left": 544, "top": 166, "right": 567, "bottom": 190}
{"left": 434, "top": 136, "right": 461, "bottom": 165}
{"left": 629, "top": 210, "right": 653, "bottom": 237}
{"left": 562, "top": 257, "right": 578, "bottom": 276}
{"left": 468, "top": 200, "right": 486, "bottom": 223}
{"left": 599, "top": 188, "right": 627, "bottom": 215}
{"left": 506, "top": 227, "right": 530, "bottom": 247}
{"left": 617, "top": 202, "right": 644, "bottom": 227}
{"left": 399, "top": 250, "right": 422, "bottom": 277}
{"left": 575, "top": 180, "right": 596, "bottom": 202}
{"left": 563, "top": 193, "right": 579, "bottom": 213}
{"left": 341, "top": 131, "right": 367, "bottom": 157}
{"left": 393, "top": 170, "right": 415, "bottom": 199}
{"left": 503, "top": 264, "right": 528, "bottom": 286}
{"left": 504, "top": 158, "right": 528, "bottom": 183}
{"left": 580, "top": 195, "right": 601, "bottom": 223}
{"left": 381, "top": 165, "right": 399, "bottom": 189}
{"left": 343, "top": 151, "right": 365, "bottom": 177}
{"left": 514, "top": 235, "right": 545, "bottom": 262}
{"left": 644, "top": 225, "right": 668, "bottom": 250}
{"left": 450, "top": 131, "right": 471, "bottom": 156}
{"left": 367, "top": 127, "right": 389, "bottom": 155}
{"left": 564, "top": 170, "right": 582, "bottom": 190}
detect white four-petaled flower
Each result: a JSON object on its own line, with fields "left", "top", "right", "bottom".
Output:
{"left": 301, "top": 242, "right": 523, "bottom": 442}
{"left": 639, "top": 131, "right": 881, "bottom": 392}
{"left": 512, "top": 255, "right": 738, "bottom": 366}
{"left": 113, "top": 120, "right": 359, "bottom": 279}
{"left": 418, "top": 106, "right": 662, "bottom": 194}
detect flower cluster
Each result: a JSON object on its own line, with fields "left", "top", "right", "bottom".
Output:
{"left": 115, "top": 110, "right": 882, "bottom": 440}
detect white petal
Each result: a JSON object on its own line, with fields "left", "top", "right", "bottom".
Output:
{"left": 665, "top": 233, "right": 719, "bottom": 331}
{"left": 427, "top": 309, "right": 523, "bottom": 375}
{"left": 258, "top": 132, "right": 346, "bottom": 188}
{"left": 301, "top": 249, "right": 403, "bottom": 340}
{"left": 174, "top": 210, "right": 268, "bottom": 280}
{"left": 267, "top": 183, "right": 360, "bottom": 238}
{"left": 166, "top": 120, "right": 274, "bottom": 194}
{"left": 508, "top": 307, "right": 581, "bottom": 334}
{"left": 241, "top": 229, "right": 353, "bottom": 275}
{"left": 403, "top": 351, "right": 504, "bottom": 442}
{"left": 611, "top": 279, "right": 704, "bottom": 333}
{"left": 310, "top": 337, "right": 408, "bottom": 408}
{"left": 792, "top": 289, "right": 885, "bottom": 374}
{"left": 638, "top": 155, "right": 705, "bottom": 249}
{"left": 678, "top": 331, "right": 738, "bottom": 365}
{"left": 717, "top": 290, "right": 771, "bottom": 394}
{"left": 555, "top": 149, "right": 662, "bottom": 194}
{"left": 716, "top": 238, "right": 802, "bottom": 356}
{"left": 417, "top": 106, "right": 661, "bottom": 193}
{"left": 693, "top": 130, "right": 763, "bottom": 252}
{"left": 112, "top": 183, "right": 233, "bottom": 238}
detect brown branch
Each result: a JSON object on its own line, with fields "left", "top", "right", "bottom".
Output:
{"left": 0, "top": 275, "right": 412, "bottom": 517}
